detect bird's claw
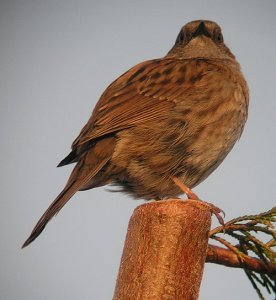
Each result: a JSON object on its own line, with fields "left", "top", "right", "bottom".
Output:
{"left": 172, "top": 176, "right": 225, "bottom": 225}
{"left": 205, "top": 202, "right": 225, "bottom": 226}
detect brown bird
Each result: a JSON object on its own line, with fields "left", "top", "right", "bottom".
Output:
{"left": 22, "top": 20, "right": 249, "bottom": 248}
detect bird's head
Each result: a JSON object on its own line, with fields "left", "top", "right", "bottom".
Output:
{"left": 168, "top": 20, "right": 235, "bottom": 60}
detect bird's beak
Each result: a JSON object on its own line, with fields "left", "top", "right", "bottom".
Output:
{"left": 192, "top": 22, "right": 211, "bottom": 38}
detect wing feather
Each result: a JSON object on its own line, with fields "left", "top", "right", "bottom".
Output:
{"left": 67, "top": 58, "right": 235, "bottom": 162}
{"left": 71, "top": 58, "right": 196, "bottom": 148}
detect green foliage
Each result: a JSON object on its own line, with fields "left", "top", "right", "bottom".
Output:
{"left": 209, "top": 207, "right": 276, "bottom": 300}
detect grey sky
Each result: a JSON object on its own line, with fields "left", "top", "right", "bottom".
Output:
{"left": 1, "top": 1, "right": 275, "bottom": 299}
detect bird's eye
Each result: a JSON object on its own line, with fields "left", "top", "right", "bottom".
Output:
{"left": 214, "top": 32, "right": 223, "bottom": 43}
{"left": 176, "top": 31, "right": 185, "bottom": 44}
{"left": 175, "top": 30, "right": 192, "bottom": 46}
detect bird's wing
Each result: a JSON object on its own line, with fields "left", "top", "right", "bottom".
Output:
{"left": 72, "top": 58, "right": 204, "bottom": 147}
{"left": 59, "top": 58, "right": 224, "bottom": 167}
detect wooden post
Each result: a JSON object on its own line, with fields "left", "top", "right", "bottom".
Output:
{"left": 113, "top": 199, "right": 212, "bottom": 300}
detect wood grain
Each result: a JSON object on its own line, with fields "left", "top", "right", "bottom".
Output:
{"left": 113, "top": 199, "right": 212, "bottom": 300}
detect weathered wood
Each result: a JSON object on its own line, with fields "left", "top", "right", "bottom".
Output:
{"left": 113, "top": 199, "right": 212, "bottom": 300}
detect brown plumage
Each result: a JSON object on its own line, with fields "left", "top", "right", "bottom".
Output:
{"left": 22, "top": 20, "right": 249, "bottom": 248}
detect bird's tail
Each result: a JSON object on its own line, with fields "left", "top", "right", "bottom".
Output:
{"left": 21, "top": 179, "right": 81, "bottom": 248}
{"left": 22, "top": 143, "right": 113, "bottom": 248}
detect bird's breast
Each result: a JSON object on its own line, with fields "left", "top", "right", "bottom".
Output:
{"left": 175, "top": 71, "right": 248, "bottom": 187}
{"left": 111, "top": 60, "right": 248, "bottom": 197}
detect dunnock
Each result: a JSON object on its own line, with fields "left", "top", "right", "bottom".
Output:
{"left": 22, "top": 20, "right": 249, "bottom": 248}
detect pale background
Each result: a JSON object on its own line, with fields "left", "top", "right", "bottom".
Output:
{"left": 1, "top": 1, "right": 275, "bottom": 299}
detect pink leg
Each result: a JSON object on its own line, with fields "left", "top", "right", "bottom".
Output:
{"left": 172, "top": 177, "right": 200, "bottom": 200}
{"left": 172, "top": 176, "right": 225, "bottom": 225}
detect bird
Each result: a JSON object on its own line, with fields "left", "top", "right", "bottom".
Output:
{"left": 22, "top": 20, "right": 249, "bottom": 248}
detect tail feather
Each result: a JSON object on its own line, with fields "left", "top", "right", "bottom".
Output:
{"left": 22, "top": 161, "right": 110, "bottom": 248}
{"left": 22, "top": 136, "right": 116, "bottom": 248}
{"left": 22, "top": 180, "right": 78, "bottom": 248}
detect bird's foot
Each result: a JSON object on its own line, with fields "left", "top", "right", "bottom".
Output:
{"left": 172, "top": 176, "right": 225, "bottom": 225}
{"left": 204, "top": 202, "right": 225, "bottom": 226}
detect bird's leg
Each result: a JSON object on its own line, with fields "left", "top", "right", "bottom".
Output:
{"left": 172, "top": 176, "right": 225, "bottom": 225}
{"left": 172, "top": 177, "right": 199, "bottom": 200}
